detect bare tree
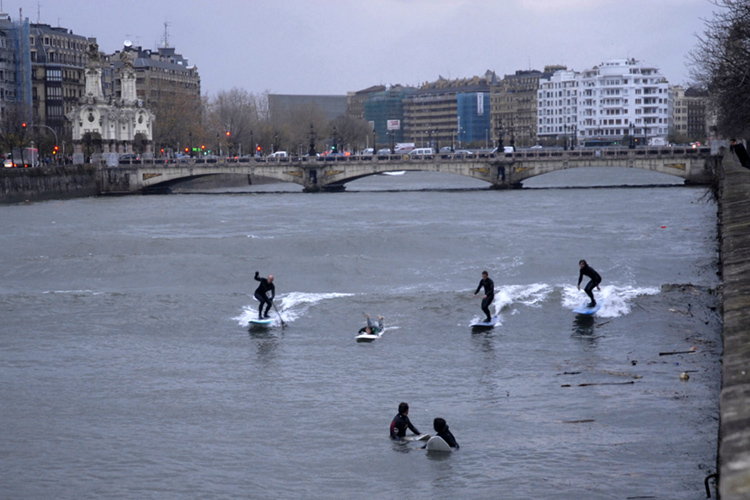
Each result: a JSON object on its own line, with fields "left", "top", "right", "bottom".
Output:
{"left": 329, "top": 115, "right": 372, "bottom": 153}
{"left": 689, "top": 0, "right": 750, "bottom": 138}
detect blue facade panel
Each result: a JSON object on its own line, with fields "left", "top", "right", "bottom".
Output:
{"left": 456, "top": 92, "right": 491, "bottom": 146}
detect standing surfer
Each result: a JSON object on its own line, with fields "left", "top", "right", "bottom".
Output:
{"left": 254, "top": 271, "right": 275, "bottom": 319}
{"left": 577, "top": 260, "right": 601, "bottom": 308}
{"left": 473, "top": 270, "right": 495, "bottom": 323}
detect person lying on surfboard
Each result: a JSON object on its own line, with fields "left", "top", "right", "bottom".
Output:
{"left": 577, "top": 260, "right": 602, "bottom": 308}
{"left": 432, "top": 418, "right": 459, "bottom": 449}
{"left": 472, "top": 270, "right": 495, "bottom": 323}
{"left": 253, "top": 271, "right": 275, "bottom": 319}
{"left": 358, "top": 314, "right": 384, "bottom": 335}
{"left": 390, "top": 402, "right": 421, "bottom": 441}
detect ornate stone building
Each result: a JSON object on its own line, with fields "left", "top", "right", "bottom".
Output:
{"left": 67, "top": 43, "right": 154, "bottom": 162}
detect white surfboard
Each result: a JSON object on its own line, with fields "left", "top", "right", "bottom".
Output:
{"left": 403, "top": 434, "right": 430, "bottom": 442}
{"left": 249, "top": 317, "right": 274, "bottom": 326}
{"left": 425, "top": 436, "right": 453, "bottom": 452}
{"left": 356, "top": 333, "right": 379, "bottom": 342}
{"left": 573, "top": 299, "right": 603, "bottom": 315}
{"left": 471, "top": 316, "right": 498, "bottom": 328}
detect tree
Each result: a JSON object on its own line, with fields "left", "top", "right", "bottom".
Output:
{"left": 151, "top": 84, "right": 203, "bottom": 155}
{"left": 329, "top": 115, "right": 372, "bottom": 153}
{"left": 0, "top": 103, "right": 30, "bottom": 156}
{"left": 689, "top": 0, "right": 750, "bottom": 138}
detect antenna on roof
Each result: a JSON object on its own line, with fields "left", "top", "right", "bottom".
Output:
{"left": 36, "top": 1, "right": 39, "bottom": 23}
{"left": 163, "top": 21, "right": 170, "bottom": 48}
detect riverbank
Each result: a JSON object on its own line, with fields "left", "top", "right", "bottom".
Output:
{"left": 717, "top": 151, "right": 750, "bottom": 499}
{"left": 0, "top": 165, "right": 97, "bottom": 204}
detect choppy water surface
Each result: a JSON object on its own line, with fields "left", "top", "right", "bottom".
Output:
{"left": 0, "top": 168, "right": 721, "bottom": 499}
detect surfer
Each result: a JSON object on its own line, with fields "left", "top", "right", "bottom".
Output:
{"left": 253, "top": 271, "right": 275, "bottom": 319}
{"left": 473, "top": 270, "right": 495, "bottom": 323}
{"left": 432, "top": 418, "right": 459, "bottom": 449}
{"left": 577, "top": 260, "right": 602, "bottom": 308}
{"left": 390, "top": 402, "right": 421, "bottom": 441}
{"left": 359, "top": 314, "right": 384, "bottom": 335}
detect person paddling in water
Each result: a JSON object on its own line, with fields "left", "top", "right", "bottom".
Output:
{"left": 473, "top": 270, "right": 495, "bottom": 323}
{"left": 254, "top": 271, "right": 275, "bottom": 319}
{"left": 359, "top": 314, "right": 384, "bottom": 335}
{"left": 577, "top": 260, "right": 601, "bottom": 308}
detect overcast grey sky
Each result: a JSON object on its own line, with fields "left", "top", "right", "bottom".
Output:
{"left": 16, "top": 0, "right": 718, "bottom": 97}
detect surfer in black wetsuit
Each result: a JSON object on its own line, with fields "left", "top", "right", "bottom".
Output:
{"left": 577, "top": 260, "right": 601, "bottom": 308}
{"left": 390, "top": 402, "right": 421, "bottom": 441}
{"left": 473, "top": 270, "right": 495, "bottom": 323}
{"left": 433, "top": 418, "right": 459, "bottom": 449}
{"left": 358, "top": 314, "right": 384, "bottom": 335}
{"left": 253, "top": 271, "right": 275, "bottom": 318}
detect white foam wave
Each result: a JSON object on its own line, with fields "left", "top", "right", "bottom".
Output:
{"left": 471, "top": 283, "right": 553, "bottom": 327}
{"left": 235, "top": 291, "right": 355, "bottom": 327}
{"left": 562, "top": 284, "right": 660, "bottom": 318}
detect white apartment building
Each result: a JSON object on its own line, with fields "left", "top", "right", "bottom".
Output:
{"left": 537, "top": 68, "right": 578, "bottom": 145}
{"left": 538, "top": 59, "right": 669, "bottom": 146}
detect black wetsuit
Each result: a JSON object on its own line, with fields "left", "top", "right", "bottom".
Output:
{"left": 731, "top": 142, "right": 750, "bottom": 168}
{"left": 436, "top": 424, "right": 459, "bottom": 449}
{"left": 578, "top": 265, "right": 602, "bottom": 306}
{"left": 390, "top": 413, "right": 420, "bottom": 440}
{"left": 475, "top": 277, "right": 495, "bottom": 322}
{"left": 253, "top": 272, "right": 275, "bottom": 318}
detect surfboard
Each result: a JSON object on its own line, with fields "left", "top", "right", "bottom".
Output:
{"left": 403, "top": 434, "right": 430, "bottom": 442}
{"left": 471, "top": 316, "right": 498, "bottom": 328}
{"left": 573, "top": 300, "right": 603, "bottom": 315}
{"left": 425, "top": 436, "right": 453, "bottom": 452}
{"left": 356, "top": 333, "right": 379, "bottom": 342}
{"left": 249, "top": 317, "right": 274, "bottom": 326}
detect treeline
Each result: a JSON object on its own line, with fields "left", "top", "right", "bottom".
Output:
{"left": 153, "top": 88, "right": 371, "bottom": 157}
{"left": 690, "top": 0, "right": 750, "bottom": 139}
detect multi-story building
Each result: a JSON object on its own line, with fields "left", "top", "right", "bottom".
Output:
{"left": 363, "top": 85, "right": 416, "bottom": 147}
{"left": 108, "top": 44, "right": 200, "bottom": 107}
{"left": 572, "top": 59, "right": 669, "bottom": 146}
{"left": 669, "top": 85, "right": 688, "bottom": 141}
{"left": 402, "top": 72, "right": 497, "bottom": 150}
{"left": 346, "top": 85, "right": 385, "bottom": 121}
{"left": 495, "top": 67, "right": 559, "bottom": 148}
{"left": 537, "top": 67, "right": 579, "bottom": 146}
{"left": 0, "top": 12, "right": 30, "bottom": 122}
{"left": 29, "top": 23, "right": 90, "bottom": 142}
{"left": 685, "top": 87, "right": 708, "bottom": 142}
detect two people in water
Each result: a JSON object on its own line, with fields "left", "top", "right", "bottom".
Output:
{"left": 389, "top": 402, "right": 459, "bottom": 449}
{"left": 253, "top": 271, "right": 275, "bottom": 319}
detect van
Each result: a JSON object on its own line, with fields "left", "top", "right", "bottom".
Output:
{"left": 394, "top": 142, "right": 415, "bottom": 153}
{"left": 408, "top": 147, "right": 435, "bottom": 156}
{"left": 268, "top": 151, "right": 288, "bottom": 158}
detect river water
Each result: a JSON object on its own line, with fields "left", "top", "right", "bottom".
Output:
{"left": 0, "top": 168, "right": 722, "bottom": 499}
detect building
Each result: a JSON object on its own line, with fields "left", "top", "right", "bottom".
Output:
{"left": 572, "top": 59, "right": 670, "bottom": 146}
{"left": 269, "top": 94, "right": 347, "bottom": 122}
{"left": 363, "top": 85, "right": 416, "bottom": 148}
{"left": 684, "top": 87, "right": 708, "bottom": 142}
{"left": 537, "top": 67, "right": 579, "bottom": 146}
{"left": 494, "top": 68, "right": 558, "bottom": 148}
{"left": 401, "top": 71, "right": 497, "bottom": 150}
{"left": 29, "top": 23, "right": 90, "bottom": 144}
{"left": 0, "top": 12, "right": 30, "bottom": 123}
{"left": 346, "top": 85, "right": 385, "bottom": 121}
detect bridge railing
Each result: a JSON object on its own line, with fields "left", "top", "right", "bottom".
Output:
{"left": 109, "top": 147, "right": 713, "bottom": 167}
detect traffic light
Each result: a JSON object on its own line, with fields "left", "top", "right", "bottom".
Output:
{"left": 256, "top": 145, "right": 261, "bottom": 154}
{"left": 226, "top": 131, "right": 231, "bottom": 137}
{"left": 53, "top": 145, "right": 59, "bottom": 155}
{"left": 21, "top": 122, "right": 26, "bottom": 128}
{"left": 184, "top": 147, "right": 189, "bottom": 153}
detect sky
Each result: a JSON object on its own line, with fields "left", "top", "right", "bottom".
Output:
{"left": 11, "top": 0, "right": 720, "bottom": 97}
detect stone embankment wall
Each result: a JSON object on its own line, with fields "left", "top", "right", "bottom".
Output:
{"left": 717, "top": 151, "right": 750, "bottom": 499}
{"left": 0, "top": 165, "right": 97, "bottom": 204}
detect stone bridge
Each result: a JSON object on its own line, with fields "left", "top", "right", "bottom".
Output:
{"left": 97, "top": 147, "right": 717, "bottom": 194}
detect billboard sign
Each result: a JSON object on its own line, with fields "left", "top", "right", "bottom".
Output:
{"left": 387, "top": 119, "right": 400, "bottom": 131}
